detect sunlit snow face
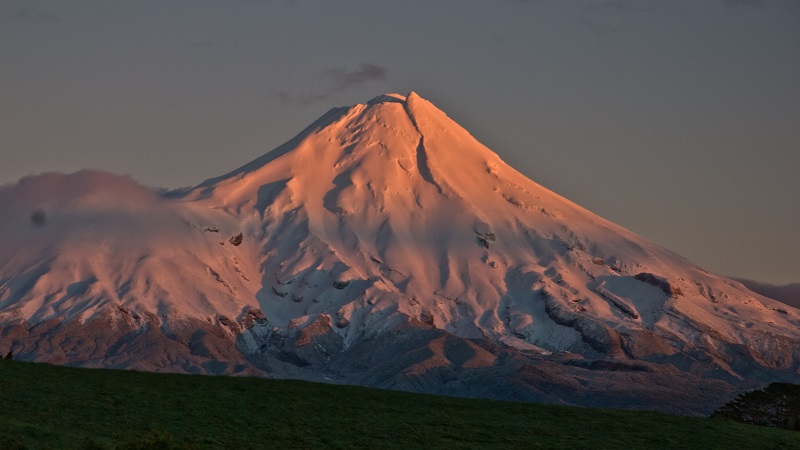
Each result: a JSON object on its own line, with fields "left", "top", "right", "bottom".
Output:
{"left": 0, "top": 91, "right": 797, "bottom": 407}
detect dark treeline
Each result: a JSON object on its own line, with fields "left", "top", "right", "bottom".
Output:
{"left": 714, "top": 383, "right": 800, "bottom": 431}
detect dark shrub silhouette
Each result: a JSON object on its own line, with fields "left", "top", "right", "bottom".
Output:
{"left": 713, "top": 383, "right": 800, "bottom": 431}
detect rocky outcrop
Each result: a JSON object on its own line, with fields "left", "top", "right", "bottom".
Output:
{"left": 0, "top": 310, "right": 261, "bottom": 376}
{"left": 634, "top": 272, "right": 680, "bottom": 297}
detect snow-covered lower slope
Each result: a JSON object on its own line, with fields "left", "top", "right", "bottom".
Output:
{"left": 190, "top": 92, "right": 800, "bottom": 367}
{"left": 1, "top": 92, "right": 798, "bottom": 413}
{"left": 0, "top": 171, "right": 260, "bottom": 325}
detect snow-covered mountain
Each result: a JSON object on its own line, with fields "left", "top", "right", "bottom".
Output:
{"left": 1, "top": 92, "right": 798, "bottom": 414}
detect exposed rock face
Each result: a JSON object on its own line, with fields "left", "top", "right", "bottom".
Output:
{"left": 0, "top": 310, "right": 260, "bottom": 375}
{"left": 634, "top": 272, "right": 680, "bottom": 297}
{"left": 229, "top": 233, "right": 243, "bottom": 246}
{"left": 1, "top": 93, "right": 799, "bottom": 415}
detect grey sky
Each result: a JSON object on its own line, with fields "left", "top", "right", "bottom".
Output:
{"left": 1, "top": 0, "right": 798, "bottom": 284}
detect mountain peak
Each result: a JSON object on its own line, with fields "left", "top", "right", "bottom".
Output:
{"left": 365, "top": 91, "right": 423, "bottom": 106}
{"left": 2, "top": 91, "right": 800, "bottom": 414}
{"left": 367, "top": 93, "right": 407, "bottom": 104}
{"left": 186, "top": 91, "right": 799, "bottom": 351}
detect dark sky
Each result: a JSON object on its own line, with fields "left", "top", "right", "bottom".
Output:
{"left": 1, "top": 0, "right": 798, "bottom": 284}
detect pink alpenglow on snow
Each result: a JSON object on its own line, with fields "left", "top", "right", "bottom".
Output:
{"left": 0, "top": 93, "right": 798, "bottom": 414}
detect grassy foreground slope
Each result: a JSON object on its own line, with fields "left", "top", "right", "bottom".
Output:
{"left": 0, "top": 359, "right": 798, "bottom": 449}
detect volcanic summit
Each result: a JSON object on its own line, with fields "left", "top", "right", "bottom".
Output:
{"left": 1, "top": 92, "right": 798, "bottom": 414}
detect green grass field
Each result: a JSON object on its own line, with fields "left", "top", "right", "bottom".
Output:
{"left": 1, "top": 359, "right": 798, "bottom": 449}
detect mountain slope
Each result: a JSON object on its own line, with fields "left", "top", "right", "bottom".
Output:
{"left": 1, "top": 92, "right": 798, "bottom": 413}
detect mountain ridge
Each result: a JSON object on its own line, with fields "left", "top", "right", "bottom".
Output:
{"left": 1, "top": 92, "right": 798, "bottom": 414}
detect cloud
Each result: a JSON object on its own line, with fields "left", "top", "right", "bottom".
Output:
{"left": 277, "top": 63, "right": 388, "bottom": 106}
{"left": 323, "top": 63, "right": 387, "bottom": 92}
{"left": 11, "top": 6, "right": 61, "bottom": 23}
{"left": 734, "top": 278, "right": 800, "bottom": 309}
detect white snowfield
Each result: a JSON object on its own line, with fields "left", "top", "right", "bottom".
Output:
{"left": 0, "top": 92, "right": 798, "bottom": 412}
